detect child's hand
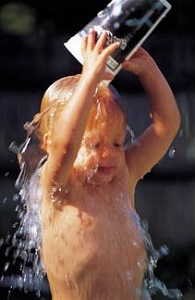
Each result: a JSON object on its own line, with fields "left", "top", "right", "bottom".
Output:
{"left": 81, "top": 28, "right": 120, "bottom": 82}
{"left": 122, "top": 47, "right": 155, "bottom": 77}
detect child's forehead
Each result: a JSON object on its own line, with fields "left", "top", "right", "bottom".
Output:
{"left": 84, "top": 118, "right": 125, "bottom": 141}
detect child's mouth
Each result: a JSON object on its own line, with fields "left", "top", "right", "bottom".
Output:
{"left": 98, "top": 166, "right": 114, "bottom": 174}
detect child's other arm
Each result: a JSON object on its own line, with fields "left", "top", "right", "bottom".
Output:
{"left": 123, "top": 48, "right": 181, "bottom": 184}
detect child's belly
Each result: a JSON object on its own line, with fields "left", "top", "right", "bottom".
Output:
{"left": 41, "top": 200, "right": 147, "bottom": 300}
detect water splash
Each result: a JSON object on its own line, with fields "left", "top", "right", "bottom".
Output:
{"left": 141, "top": 220, "right": 183, "bottom": 299}
{"left": 1, "top": 171, "right": 46, "bottom": 297}
{"left": 1, "top": 114, "right": 47, "bottom": 297}
{"left": 125, "top": 124, "right": 135, "bottom": 147}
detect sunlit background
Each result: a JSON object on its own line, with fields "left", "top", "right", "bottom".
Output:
{"left": 0, "top": 1, "right": 194, "bottom": 299}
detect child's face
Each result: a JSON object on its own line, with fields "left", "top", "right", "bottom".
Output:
{"left": 73, "top": 114, "right": 126, "bottom": 185}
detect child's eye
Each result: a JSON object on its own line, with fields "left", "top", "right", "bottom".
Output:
{"left": 114, "top": 142, "right": 123, "bottom": 148}
{"left": 94, "top": 142, "right": 100, "bottom": 149}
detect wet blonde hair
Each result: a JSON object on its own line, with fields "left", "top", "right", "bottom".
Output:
{"left": 39, "top": 75, "right": 126, "bottom": 138}
{"left": 39, "top": 74, "right": 81, "bottom": 138}
{"left": 86, "top": 82, "right": 126, "bottom": 135}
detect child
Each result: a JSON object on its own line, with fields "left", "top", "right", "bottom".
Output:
{"left": 37, "top": 29, "right": 181, "bottom": 299}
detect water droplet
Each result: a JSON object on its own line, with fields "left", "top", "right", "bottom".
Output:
{"left": 2, "top": 197, "right": 7, "bottom": 204}
{"left": 12, "top": 193, "right": 20, "bottom": 202}
{"left": 169, "top": 147, "right": 176, "bottom": 158}
{"left": 4, "top": 262, "right": 10, "bottom": 272}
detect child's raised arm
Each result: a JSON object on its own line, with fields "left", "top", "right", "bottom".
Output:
{"left": 41, "top": 29, "right": 120, "bottom": 195}
{"left": 123, "top": 48, "right": 181, "bottom": 184}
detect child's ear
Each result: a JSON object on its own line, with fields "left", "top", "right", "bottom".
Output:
{"left": 17, "top": 153, "right": 22, "bottom": 164}
{"left": 41, "top": 132, "right": 50, "bottom": 152}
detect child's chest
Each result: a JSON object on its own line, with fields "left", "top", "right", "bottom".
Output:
{"left": 42, "top": 183, "right": 145, "bottom": 268}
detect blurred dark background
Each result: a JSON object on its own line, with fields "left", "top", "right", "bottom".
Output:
{"left": 0, "top": 0, "right": 194, "bottom": 299}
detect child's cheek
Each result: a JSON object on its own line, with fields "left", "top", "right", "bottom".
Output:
{"left": 74, "top": 147, "right": 95, "bottom": 170}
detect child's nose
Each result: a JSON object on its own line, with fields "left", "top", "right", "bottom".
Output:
{"left": 101, "top": 146, "right": 111, "bottom": 158}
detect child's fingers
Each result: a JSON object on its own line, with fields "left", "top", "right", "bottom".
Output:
{"left": 102, "top": 40, "right": 120, "bottom": 58}
{"left": 81, "top": 35, "right": 87, "bottom": 56}
{"left": 95, "top": 30, "right": 108, "bottom": 52}
{"left": 87, "top": 28, "right": 96, "bottom": 50}
{"left": 84, "top": 28, "right": 120, "bottom": 57}
{"left": 81, "top": 28, "right": 96, "bottom": 55}
{"left": 95, "top": 30, "right": 120, "bottom": 56}
{"left": 104, "top": 71, "right": 115, "bottom": 81}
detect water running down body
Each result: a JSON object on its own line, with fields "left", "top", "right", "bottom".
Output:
{"left": 5, "top": 114, "right": 182, "bottom": 299}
